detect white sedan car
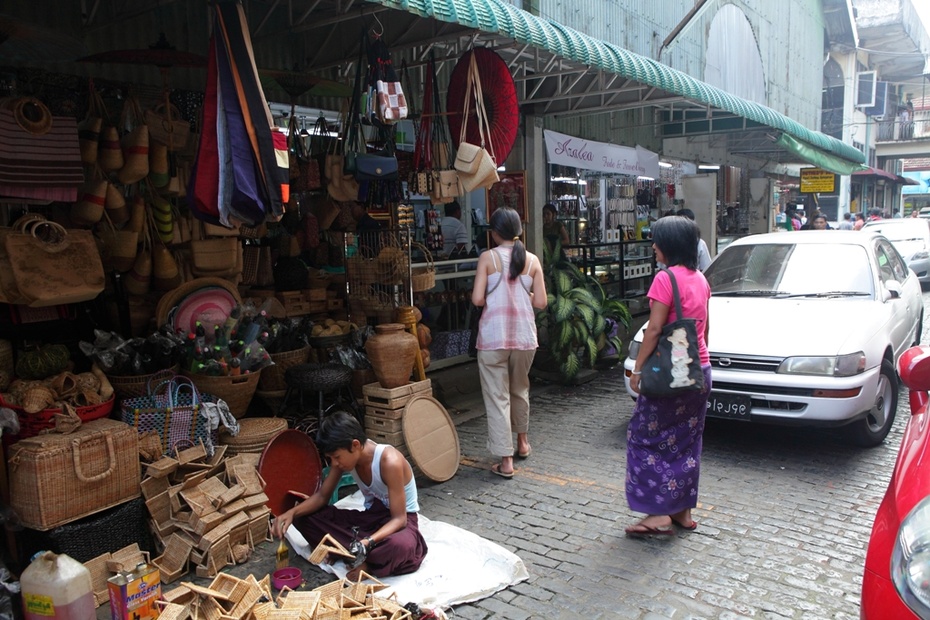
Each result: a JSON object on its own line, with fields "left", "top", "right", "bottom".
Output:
{"left": 623, "top": 231, "right": 924, "bottom": 447}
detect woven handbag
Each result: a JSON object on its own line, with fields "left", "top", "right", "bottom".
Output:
{"left": 120, "top": 375, "right": 220, "bottom": 455}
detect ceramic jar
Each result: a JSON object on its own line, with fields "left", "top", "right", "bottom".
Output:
{"left": 365, "top": 323, "right": 418, "bottom": 388}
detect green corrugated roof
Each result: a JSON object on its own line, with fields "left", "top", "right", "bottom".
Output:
{"left": 367, "top": 0, "right": 866, "bottom": 168}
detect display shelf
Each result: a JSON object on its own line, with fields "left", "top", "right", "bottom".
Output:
{"left": 565, "top": 240, "right": 655, "bottom": 314}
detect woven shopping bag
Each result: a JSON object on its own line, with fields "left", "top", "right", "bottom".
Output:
{"left": 120, "top": 375, "right": 229, "bottom": 455}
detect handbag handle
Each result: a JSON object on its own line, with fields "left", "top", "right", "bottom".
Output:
{"left": 658, "top": 267, "right": 686, "bottom": 319}
{"left": 168, "top": 376, "right": 201, "bottom": 410}
{"left": 27, "top": 221, "right": 71, "bottom": 253}
{"left": 71, "top": 433, "right": 116, "bottom": 483}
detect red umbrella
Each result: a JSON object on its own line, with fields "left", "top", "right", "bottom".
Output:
{"left": 447, "top": 47, "right": 519, "bottom": 164}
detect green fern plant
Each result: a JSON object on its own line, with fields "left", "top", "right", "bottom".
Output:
{"left": 537, "top": 239, "right": 631, "bottom": 381}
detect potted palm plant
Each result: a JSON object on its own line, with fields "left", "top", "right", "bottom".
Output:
{"left": 535, "top": 240, "right": 631, "bottom": 383}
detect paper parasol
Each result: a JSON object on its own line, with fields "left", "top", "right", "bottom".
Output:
{"left": 259, "top": 68, "right": 352, "bottom": 100}
{"left": 78, "top": 33, "right": 206, "bottom": 68}
{"left": 447, "top": 47, "right": 519, "bottom": 164}
{"left": 0, "top": 13, "right": 87, "bottom": 62}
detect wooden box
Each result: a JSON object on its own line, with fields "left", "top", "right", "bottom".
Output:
{"left": 364, "top": 413, "right": 404, "bottom": 434}
{"left": 362, "top": 379, "right": 432, "bottom": 409}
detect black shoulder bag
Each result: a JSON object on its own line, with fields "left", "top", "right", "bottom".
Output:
{"left": 638, "top": 267, "right": 706, "bottom": 398}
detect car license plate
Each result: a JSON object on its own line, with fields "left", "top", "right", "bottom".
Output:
{"left": 706, "top": 392, "right": 751, "bottom": 420}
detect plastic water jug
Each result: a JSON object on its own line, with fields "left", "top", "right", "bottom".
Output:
{"left": 20, "top": 551, "right": 95, "bottom": 620}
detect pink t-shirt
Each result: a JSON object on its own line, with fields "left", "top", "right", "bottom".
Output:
{"left": 647, "top": 266, "right": 711, "bottom": 365}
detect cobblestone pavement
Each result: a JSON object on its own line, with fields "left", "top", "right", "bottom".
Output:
{"left": 97, "top": 292, "right": 929, "bottom": 620}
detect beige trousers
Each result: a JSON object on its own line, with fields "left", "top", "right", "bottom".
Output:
{"left": 477, "top": 349, "right": 535, "bottom": 457}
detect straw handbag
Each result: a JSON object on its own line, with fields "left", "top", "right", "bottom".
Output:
{"left": 0, "top": 214, "right": 46, "bottom": 305}
{"left": 144, "top": 103, "right": 190, "bottom": 152}
{"left": 4, "top": 221, "right": 106, "bottom": 307}
{"left": 453, "top": 51, "right": 499, "bottom": 192}
{"left": 98, "top": 125, "right": 123, "bottom": 172}
{"left": 149, "top": 141, "right": 170, "bottom": 188}
{"left": 125, "top": 226, "right": 152, "bottom": 296}
{"left": 150, "top": 194, "right": 175, "bottom": 244}
{"left": 98, "top": 210, "right": 139, "bottom": 273}
{"left": 152, "top": 242, "right": 182, "bottom": 291}
{"left": 126, "top": 195, "right": 146, "bottom": 234}
{"left": 117, "top": 96, "right": 149, "bottom": 185}
{"left": 105, "top": 182, "right": 129, "bottom": 225}
{"left": 78, "top": 84, "right": 107, "bottom": 166}
{"left": 410, "top": 242, "right": 436, "bottom": 292}
{"left": 73, "top": 178, "right": 108, "bottom": 227}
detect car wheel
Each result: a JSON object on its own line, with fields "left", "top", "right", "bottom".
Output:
{"left": 914, "top": 309, "right": 925, "bottom": 346}
{"left": 845, "top": 359, "right": 898, "bottom": 447}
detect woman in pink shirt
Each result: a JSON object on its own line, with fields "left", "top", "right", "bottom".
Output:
{"left": 626, "top": 216, "right": 711, "bottom": 537}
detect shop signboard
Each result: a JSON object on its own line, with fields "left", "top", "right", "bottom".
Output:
{"left": 544, "top": 129, "right": 661, "bottom": 179}
{"left": 800, "top": 168, "right": 838, "bottom": 194}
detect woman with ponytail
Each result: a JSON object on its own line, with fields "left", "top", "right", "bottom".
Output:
{"left": 471, "top": 207, "right": 547, "bottom": 478}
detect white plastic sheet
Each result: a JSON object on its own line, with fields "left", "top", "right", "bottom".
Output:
{"left": 286, "top": 492, "right": 529, "bottom": 611}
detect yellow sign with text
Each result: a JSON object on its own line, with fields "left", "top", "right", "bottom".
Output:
{"left": 800, "top": 168, "right": 837, "bottom": 194}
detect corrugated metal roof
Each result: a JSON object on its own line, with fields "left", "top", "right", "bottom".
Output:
{"left": 367, "top": 0, "right": 865, "bottom": 166}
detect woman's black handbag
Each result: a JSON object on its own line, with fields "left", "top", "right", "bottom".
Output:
{"left": 638, "top": 267, "right": 706, "bottom": 398}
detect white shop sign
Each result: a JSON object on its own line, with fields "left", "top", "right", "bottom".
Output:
{"left": 544, "top": 129, "right": 661, "bottom": 179}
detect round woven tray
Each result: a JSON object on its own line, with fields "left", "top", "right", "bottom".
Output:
{"left": 220, "top": 417, "right": 288, "bottom": 454}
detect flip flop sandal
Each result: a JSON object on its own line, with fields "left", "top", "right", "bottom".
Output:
{"left": 671, "top": 517, "right": 698, "bottom": 531}
{"left": 490, "top": 463, "right": 514, "bottom": 479}
{"left": 516, "top": 447, "right": 532, "bottom": 459}
{"left": 624, "top": 523, "right": 675, "bottom": 538}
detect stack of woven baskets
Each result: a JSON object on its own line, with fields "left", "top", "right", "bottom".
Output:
{"left": 219, "top": 417, "right": 288, "bottom": 455}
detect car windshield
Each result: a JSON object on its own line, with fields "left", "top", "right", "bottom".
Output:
{"left": 705, "top": 242, "right": 874, "bottom": 297}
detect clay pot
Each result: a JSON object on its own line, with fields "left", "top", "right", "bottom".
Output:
{"left": 365, "top": 323, "right": 418, "bottom": 389}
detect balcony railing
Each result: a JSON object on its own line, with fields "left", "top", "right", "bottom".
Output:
{"left": 876, "top": 112, "right": 930, "bottom": 142}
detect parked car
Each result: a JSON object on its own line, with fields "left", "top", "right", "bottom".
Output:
{"left": 863, "top": 218, "right": 930, "bottom": 285}
{"left": 622, "top": 231, "right": 923, "bottom": 446}
{"left": 861, "top": 345, "right": 930, "bottom": 618}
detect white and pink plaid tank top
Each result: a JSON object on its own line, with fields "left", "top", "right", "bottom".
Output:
{"left": 476, "top": 247, "right": 538, "bottom": 351}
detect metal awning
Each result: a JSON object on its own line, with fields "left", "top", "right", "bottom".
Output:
{"left": 356, "top": 0, "right": 865, "bottom": 172}
{"left": 852, "top": 166, "right": 918, "bottom": 184}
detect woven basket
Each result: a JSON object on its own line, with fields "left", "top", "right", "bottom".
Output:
{"left": 0, "top": 393, "right": 114, "bottom": 441}
{"left": 183, "top": 370, "right": 261, "bottom": 419}
{"left": 106, "top": 366, "right": 179, "bottom": 404}
{"left": 219, "top": 416, "right": 288, "bottom": 455}
{"left": 410, "top": 242, "right": 435, "bottom": 292}
{"left": 258, "top": 346, "right": 310, "bottom": 392}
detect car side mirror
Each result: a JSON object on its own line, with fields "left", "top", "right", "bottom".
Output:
{"left": 884, "top": 280, "right": 903, "bottom": 300}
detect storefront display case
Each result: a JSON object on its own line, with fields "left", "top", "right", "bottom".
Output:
{"left": 564, "top": 240, "right": 655, "bottom": 315}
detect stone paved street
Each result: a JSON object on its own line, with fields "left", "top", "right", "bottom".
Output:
{"left": 93, "top": 292, "right": 929, "bottom": 620}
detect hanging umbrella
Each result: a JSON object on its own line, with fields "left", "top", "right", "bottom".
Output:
{"left": 259, "top": 68, "right": 352, "bottom": 100}
{"left": 447, "top": 47, "right": 519, "bottom": 164}
{"left": 78, "top": 33, "right": 206, "bottom": 69}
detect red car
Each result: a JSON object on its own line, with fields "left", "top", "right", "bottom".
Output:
{"left": 862, "top": 345, "right": 930, "bottom": 619}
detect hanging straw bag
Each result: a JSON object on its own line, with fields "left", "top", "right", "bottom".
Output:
{"left": 125, "top": 225, "right": 152, "bottom": 296}
{"left": 0, "top": 214, "right": 47, "bottom": 305}
{"left": 73, "top": 178, "right": 108, "bottom": 228}
{"left": 78, "top": 82, "right": 106, "bottom": 166}
{"left": 453, "top": 50, "right": 499, "bottom": 192}
{"left": 118, "top": 96, "right": 149, "bottom": 185}
{"left": 97, "top": 210, "right": 139, "bottom": 273}
{"left": 4, "top": 220, "right": 106, "bottom": 307}
{"left": 411, "top": 242, "right": 436, "bottom": 292}
{"left": 144, "top": 103, "right": 190, "bottom": 152}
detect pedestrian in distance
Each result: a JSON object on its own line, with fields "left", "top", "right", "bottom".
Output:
{"left": 854, "top": 212, "right": 866, "bottom": 230}
{"left": 626, "top": 215, "right": 711, "bottom": 537}
{"left": 270, "top": 411, "right": 428, "bottom": 579}
{"left": 674, "top": 208, "right": 712, "bottom": 270}
{"left": 471, "top": 207, "right": 547, "bottom": 479}
{"left": 838, "top": 212, "right": 854, "bottom": 230}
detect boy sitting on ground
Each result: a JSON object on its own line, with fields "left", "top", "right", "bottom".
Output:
{"left": 270, "top": 411, "right": 428, "bottom": 579}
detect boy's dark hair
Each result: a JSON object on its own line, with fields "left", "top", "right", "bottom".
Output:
{"left": 316, "top": 411, "right": 367, "bottom": 454}
{"left": 652, "top": 215, "right": 699, "bottom": 270}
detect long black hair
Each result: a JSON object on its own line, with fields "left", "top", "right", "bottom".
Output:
{"left": 490, "top": 207, "right": 526, "bottom": 280}
{"left": 651, "top": 215, "right": 698, "bottom": 270}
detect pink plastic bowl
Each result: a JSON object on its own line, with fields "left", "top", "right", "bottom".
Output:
{"left": 272, "top": 567, "right": 302, "bottom": 590}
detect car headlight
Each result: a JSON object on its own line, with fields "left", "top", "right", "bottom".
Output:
{"left": 892, "top": 496, "right": 930, "bottom": 618}
{"left": 627, "top": 340, "right": 641, "bottom": 360}
{"left": 777, "top": 352, "right": 865, "bottom": 376}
